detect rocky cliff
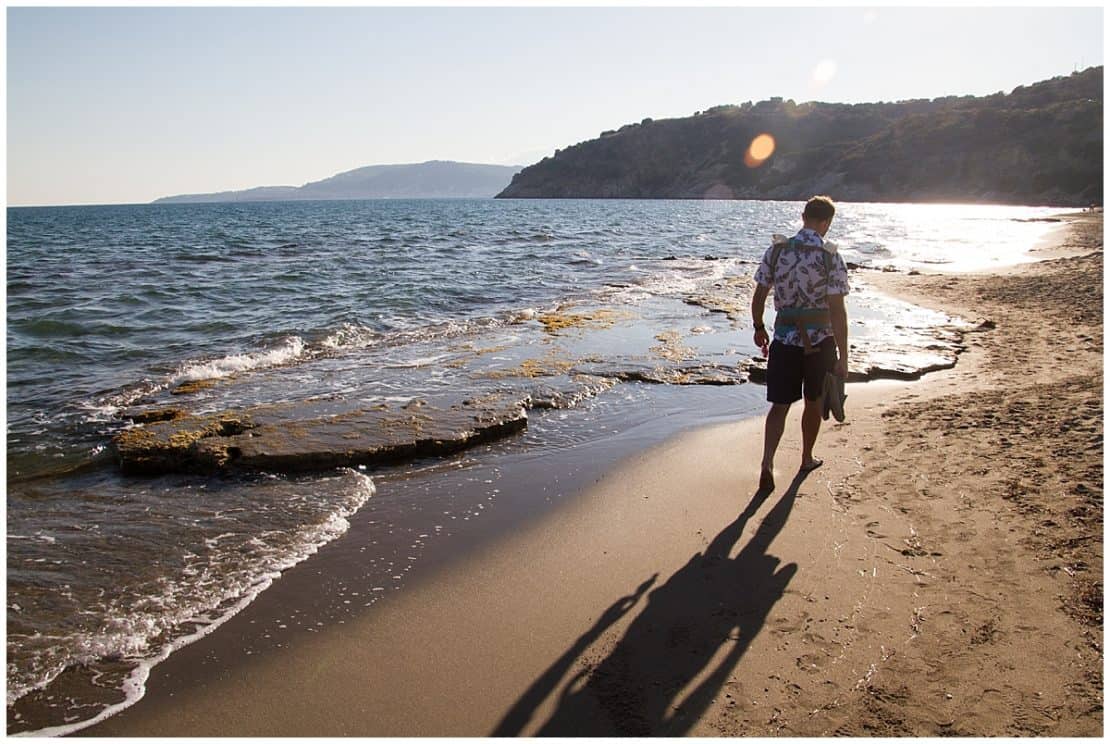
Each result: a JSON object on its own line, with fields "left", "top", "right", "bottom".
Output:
{"left": 497, "top": 67, "right": 1102, "bottom": 207}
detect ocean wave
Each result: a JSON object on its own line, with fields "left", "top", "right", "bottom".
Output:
{"left": 321, "top": 323, "right": 381, "bottom": 351}
{"left": 76, "top": 398, "right": 133, "bottom": 423}
{"left": 14, "top": 318, "right": 90, "bottom": 339}
{"left": 10, "top": 469, "right": 376, "bottom": 736}
{"left": 382, "top": 353, "right": 457, "bottom": 370}
{"left": 606, "top": 256, "right": 739, "bottom": 303}
{"left": 80, "top": 314, "right": 523, "bottom": 424}
{"left": 171, "top": 336, "right": 307, "bottom": 383}
{"left": 568, "top": 250, "right": 603, "bottom": 266}
{"left": 74, "top": 336, "right": 313, "bottom": 424}
{"left": 80, "top": 381, "right": 171, "bottom": 423}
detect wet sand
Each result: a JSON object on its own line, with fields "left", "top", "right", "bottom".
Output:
{"left": 83, "top": 212, "right": 1102, "bottom": 737}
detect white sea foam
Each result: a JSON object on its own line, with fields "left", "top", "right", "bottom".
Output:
{"left": 76, "top": 400, "right": 127, "bottom": 423}
{"left": 79, "top": 337, "right": 309, "bottom": 425}
{"left": 172, "top": 336, "right": 307, "bottom": 383}
{"left": 510, "top": 308, "right": 537, "bottom": 323}
{"left": 384, "top": 353, "right": 454, "bottom": 369}
{"left": 359, "top": 395, "right": 422, "bottom": 406}
{"left": 321, "top": 323, "right": 380, "bottom": 351}
{"left": 12, "top": 470, "right": 376, "bottom": 737}
{"left": 81, "top": 379, "right": 175, "bottom": 423}
{"left": 569, "top": 250, "right": 602, "bottom": 265}
{"left": 608, "top": 255, "right": 740, "bottom": 305}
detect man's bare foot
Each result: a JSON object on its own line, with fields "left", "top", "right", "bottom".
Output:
{"left": 759, "top": 469, "right": 775, "bottom": 491}
{"left": 800, "top": 458, "right": 824, "bottom": 473}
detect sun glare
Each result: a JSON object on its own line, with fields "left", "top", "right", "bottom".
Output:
{"left": 813, "top": 59, "right": 838, "bottom": 85}
{"left": 744, "top": 133, "right": 776, "bottom": 168}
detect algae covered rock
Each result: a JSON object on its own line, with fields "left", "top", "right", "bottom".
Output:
{"left": 112, "top": 392, "right": 529, "bottom": 476}
{"left": 113, "top": 414, "right": 256, "bottom": 475}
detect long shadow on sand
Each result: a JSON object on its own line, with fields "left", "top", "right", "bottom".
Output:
{"left": 493, "top": 471, "right": 810, "bottom": 736}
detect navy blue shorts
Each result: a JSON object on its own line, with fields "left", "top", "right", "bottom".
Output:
{"left": 766, "top": 338, "right": 837, "bottom": 404}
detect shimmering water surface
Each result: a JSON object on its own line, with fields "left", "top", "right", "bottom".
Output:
{"left": 6, "top": 198, "right": 1061, "bottom": 734}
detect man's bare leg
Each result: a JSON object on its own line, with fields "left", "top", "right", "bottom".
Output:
{"left": 761, "top": 403, "right": 790, "bottom": 487}
{"left": 801, "top": 395, "right": 824, "bottom": 470}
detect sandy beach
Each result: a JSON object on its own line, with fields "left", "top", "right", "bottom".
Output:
{"left": 81, "top": 212, "right": 1102, "bottom": 737}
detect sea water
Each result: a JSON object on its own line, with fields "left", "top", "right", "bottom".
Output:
{"left": 6, "top": 198, "right": 1063, "bottom": 734}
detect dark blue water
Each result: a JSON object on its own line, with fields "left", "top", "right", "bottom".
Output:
{"left": 6, "top": 198, "right": 1060, "bottom": 734}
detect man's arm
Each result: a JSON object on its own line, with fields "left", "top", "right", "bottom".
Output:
{"left": 752, "top": 283, "right": 770, "bottom": 353}
{"left": 828, "top": 293, "right": 848, "bottom": 378}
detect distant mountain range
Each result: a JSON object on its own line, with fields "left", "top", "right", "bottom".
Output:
{"left": 497, "top": 67, "right": 1103, "bottom": 207}
{"left": 153, "top": 161, "right": 523, "bottom": 204}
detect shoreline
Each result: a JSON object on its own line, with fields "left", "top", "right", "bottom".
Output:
{"left": 8, "top": 212, "right": 980, "bottom": 734}
{"left": 77, "top": 380, "right": 923, "bottom": 736}
{"left": 39, "top": 385, "right": 768, "bottom": 736}
{"left": 26, "top": 212, "right": 1102, "bottom": 736}
{"left": 7, "top": 211, "right": 1009, "bottom": 733}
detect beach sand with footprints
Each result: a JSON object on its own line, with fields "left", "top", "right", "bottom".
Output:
{"left": 81, "top": 212, "right": 1102, "bottom": 736}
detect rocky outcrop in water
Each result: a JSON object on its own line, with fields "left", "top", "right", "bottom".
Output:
{"left": 115, "top": 393, "right": 529, "bottom": 475}
{"left": 109, "top": 263, "right": 984, "bottom": 477}
{"left": 112, "top": 327, "right": 976, "bottom": 477}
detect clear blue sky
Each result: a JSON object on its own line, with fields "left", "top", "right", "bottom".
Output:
{"left": 7, "top": 5, "right": 1104, "bottom": 206}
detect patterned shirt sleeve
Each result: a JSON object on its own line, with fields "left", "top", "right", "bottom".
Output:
{"left": 827, "top": 253, "right": 850, "bottom": 296}
{"left": 754, "top": 245, "right": 774, "bottom": 288}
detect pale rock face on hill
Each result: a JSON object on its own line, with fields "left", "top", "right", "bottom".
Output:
{"left": 497, "top": 67, "right": 1103, "bottom": 207}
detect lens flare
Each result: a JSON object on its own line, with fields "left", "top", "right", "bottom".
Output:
{"left": 744, "top": 133, "right": 776, "bottom": 168}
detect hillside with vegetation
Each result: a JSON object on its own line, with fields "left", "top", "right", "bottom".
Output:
{"left": 155, "top": 161, "right": 522, "bottom": 203}
{"left": 497, "top": 67, "right": 1102, "bottom": 207}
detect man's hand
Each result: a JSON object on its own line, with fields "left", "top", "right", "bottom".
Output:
{"left": 754, "top": 327, "right": 770, "bottom": 356}
{"left": 828, "top": 293, "right": 849, "bottom": 379}
{"left": 751, "top": 284, "right": 771, "bottom": 356}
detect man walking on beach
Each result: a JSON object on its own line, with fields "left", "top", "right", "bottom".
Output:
{"left": 751, "top": 195, "right": 849, "bottom": 490}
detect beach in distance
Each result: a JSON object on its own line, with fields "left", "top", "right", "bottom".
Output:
{"left": 7, "top": 201, "right": 1102, "bottom": 736}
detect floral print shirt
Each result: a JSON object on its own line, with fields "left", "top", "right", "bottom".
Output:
{"left": 753, "top": 227, "right": 850, "bottom": 348}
